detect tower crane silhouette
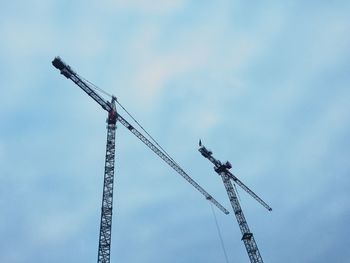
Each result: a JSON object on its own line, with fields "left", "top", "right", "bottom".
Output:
{"left": 198, "top": 141, "right": 271, "bottom": 263}
{"left": 52, "top": 57, "right": 229, "bottom": 263}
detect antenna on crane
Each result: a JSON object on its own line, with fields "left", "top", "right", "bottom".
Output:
{"left": 52, "top": 57, "right": 230, "bottom": 263}
{"left": 198, "top": 141, "right": 271, "bottom": 263}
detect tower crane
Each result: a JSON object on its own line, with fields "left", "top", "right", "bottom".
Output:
{"left": 52, "top": 57, "right": 229, "bottom": 263}
{"left": 198, "top": 141, "right": 272, "bottom": 263}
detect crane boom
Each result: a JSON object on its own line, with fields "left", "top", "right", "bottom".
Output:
{"left": 228, "top": 174, "right": 272, "bottom": 211}
{"left": 52, "top": 56, "right": 228, "bottom": 215}
{"left": 116, "top": 115, "right": 229, "bottom": 215}
{"left": 198, "top": 143, "right": 271, "bottom": 211}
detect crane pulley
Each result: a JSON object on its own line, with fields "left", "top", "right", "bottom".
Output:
{"left": 52, "top": 56, "right": 229, "bottom": 263}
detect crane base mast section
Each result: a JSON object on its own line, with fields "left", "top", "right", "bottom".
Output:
{"left": 97, "top": 105, "right": 117, "bottom": 263}
{"left": 219, "top": 171, "right": 263, "bottom": 263}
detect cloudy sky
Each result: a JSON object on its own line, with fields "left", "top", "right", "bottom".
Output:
{"left": 1, "top": 1, "right": 350, "bottom": 263}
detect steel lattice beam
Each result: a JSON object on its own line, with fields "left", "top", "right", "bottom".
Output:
{"left": 117, "top": 114, "right": 230, "bottom": 215}
{"left": 97, "top": 122, "right": 116, "bottom": 263}
{"left": 220, "top": 172, "right": 263, "bottom": 263}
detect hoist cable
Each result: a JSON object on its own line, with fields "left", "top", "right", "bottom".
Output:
{"left": 115, "top": 99, "right": 181, "bottom": 167}
{"left": 82, "top": 78, "right": 181, "bottom": 167}
{"left": 210, "top": 203, "right": 230, "bottom": 263}
{"left": 81, "top": 77, "right": 113, "bottom": 98}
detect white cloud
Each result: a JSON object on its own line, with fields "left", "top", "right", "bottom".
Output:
{"left": 1, "top": 1, "right": 350, "bottom": 263}
{"left": 103, "top": 0, "right": 185, "bottom": 14}
{"left": 130, "top": 50, "right": 208, "bottom": 106}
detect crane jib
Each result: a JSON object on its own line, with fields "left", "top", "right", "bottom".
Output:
{"left": 116, "top": 114, "right": 230, "bottom": 215}
{"left": 52, "top": 56, "right": 230, "bottom": 215}
{"left": 199, "top": 145, "right": 272, "bottom": 212}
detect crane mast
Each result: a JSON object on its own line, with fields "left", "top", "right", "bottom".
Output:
{"left": 52, "top": 57, "right": 230, "bottom": 263}
{"left": 199, "top": 142, "right": 271, "bottom": 263}
{"left": 97, "top": 98, "right": 117, "bottom": 263}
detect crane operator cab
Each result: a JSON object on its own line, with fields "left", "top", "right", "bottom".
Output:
{"left": 107, "top": 110, "right": 117, "bottom": 124}
{"left": 107, "top": 96, "right": 118, "bottom": 124}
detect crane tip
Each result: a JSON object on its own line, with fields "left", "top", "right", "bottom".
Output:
{"left": 199, "top": 139, "right": 202, "bottom": 147}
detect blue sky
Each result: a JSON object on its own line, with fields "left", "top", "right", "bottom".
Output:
{"left": 1, "top": 1, "right": 350, "bottom": 262}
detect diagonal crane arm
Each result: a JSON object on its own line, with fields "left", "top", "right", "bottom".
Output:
{"left": 116, "top": 115, "right": 229, "bottom": 214}
{"left": 52, "top": 56, "right": 229, "bottom": 215}
{"left": 199, "top": 143, "right": 272, "bottom": 211}
{"left": 227, "top": 172, "right": 272, "bottom": 211}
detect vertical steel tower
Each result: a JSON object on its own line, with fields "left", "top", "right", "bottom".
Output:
{"left": 97, "top": 99, "right": 117, "bottom": 263}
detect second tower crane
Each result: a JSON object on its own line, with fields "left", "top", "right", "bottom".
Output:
{"left": 199, "top": 141, "right": 271, "bottom": 263}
